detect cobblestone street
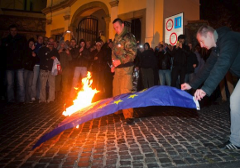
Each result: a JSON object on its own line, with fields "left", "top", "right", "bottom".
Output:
{"left": 0, "top": 101, "right": 240, "bottom": 168}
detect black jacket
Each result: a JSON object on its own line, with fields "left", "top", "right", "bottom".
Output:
{"left": 186, "top": 51, "right": 198, "bottom": 73}
{"left": 104, "top": 47, "right": 112, "bottom": 68}
{"left": 134, "top": 50, "right": 141, "bottom": 67}
{"left": 140, "top": 50, "right": 157, "bottom": 69}
{"left": 24, "top": 48, "right": 39, "bottom": 71}
{"left": 157, "top": 51, "right": 171, "bottom": 70}
{"left": 171, "top": 44, "right": 190, "bottom": 67}
{"left": 91, "top": 49, "right": 106, "bottom": 72}
{"left": 1, "top": 34, "right": 28, "bottom": 70}
{"left": 69, "top": 47, "right": 79, "bottom": 67}
{"left": 38, "top": 46, "right": 59, "bottom": 71}
{"left": 73, "top": 48, "right": 91, "bottom": 67}
{"left": 190, "top": 27, "right": 240, "bottom": 96}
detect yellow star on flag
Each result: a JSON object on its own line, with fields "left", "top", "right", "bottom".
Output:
{"left": 98, "top": 104, "right": 106, "bottom": 109}
{"left": 128, "top": 94, "right": 138, "bottom": 99}
{"left": 113, "top": 99, "right": 123, "bottom": 105}
{"left": 139, "top": 88, "right": 148, "bottom": 93}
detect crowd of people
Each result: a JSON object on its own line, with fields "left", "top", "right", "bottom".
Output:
{"left": 1, "top": 20, "right": 240, "bottom": 150}
{"left": 0, "top": 23, "right": 234, "bottom": 106}
{"left": 0, "top": 24, "right": 113, "bottom": 105}
{"left": 134, "top": 36, "right": 205, "bottom": 90}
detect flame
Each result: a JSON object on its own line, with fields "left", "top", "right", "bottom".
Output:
{"left": 62, "top": 72, "right": 98, "bottom": 117}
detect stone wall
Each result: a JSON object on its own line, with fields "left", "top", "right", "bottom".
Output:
{"left": 0, "top": 15, "right": 46, "bottom": 40}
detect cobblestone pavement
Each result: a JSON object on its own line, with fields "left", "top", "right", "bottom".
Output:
{"left": 0, "top": 101, "right": 240, "bottom": 168}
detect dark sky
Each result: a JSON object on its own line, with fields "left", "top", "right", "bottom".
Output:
{"left": 200, "top": 0, "right": 240, "bottom": 31}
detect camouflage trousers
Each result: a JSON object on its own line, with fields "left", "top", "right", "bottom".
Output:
{"left": 113, "top": 66, "right": 134, "bottom": 119}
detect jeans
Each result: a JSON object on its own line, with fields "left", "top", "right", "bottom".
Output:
{"left": 70, "top": 67, "right": 87, "bottom": 99}
{"left": 230, "top": 79, "right": 240, "bottom": 147}
{"left": 24, "top": 70, "right": 33, "bottom": 102}
{"left": 31, "top": 65, "right": 41, "bottom": 99}
{"left": 158, "top": 69, "right": 171, "bottom": 86}
{"left": 40, "top": 70, "right": 55, "bottom": 102}
{"left": 6, "top": 69, "right": 25, "bottom": 102}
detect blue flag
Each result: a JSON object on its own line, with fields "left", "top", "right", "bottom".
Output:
{"left": 33, "top": 86, "right": 199, "bottom": 149}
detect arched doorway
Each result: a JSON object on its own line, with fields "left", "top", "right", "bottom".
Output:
{"left": 70, "top": 1, "right": 110, "bottom": 44}
{"left": 77, "top": 17, "right": 98, "bottom": 43}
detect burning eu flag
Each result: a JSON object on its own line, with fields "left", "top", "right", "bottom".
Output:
{"left": 33, "top": 86, "right": 199, "bottom": 149}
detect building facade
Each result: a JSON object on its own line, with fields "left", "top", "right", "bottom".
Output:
{"left": 0, "top": 0, "right": 47, "bottom": 40}
{"left": 43, "top": 0, "right": 199, "bottom": 47}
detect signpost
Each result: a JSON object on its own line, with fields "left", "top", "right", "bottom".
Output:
{"left": 165, "top": 13, "right": 184, "bottom": 45}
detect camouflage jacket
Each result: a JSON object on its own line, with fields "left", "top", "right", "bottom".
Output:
{"left": 112, "top": 27, "right": 137, "bottom": 66}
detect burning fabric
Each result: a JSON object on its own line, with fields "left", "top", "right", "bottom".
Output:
{"left": 33, "top": 72, "right": 199, "bottom": 149}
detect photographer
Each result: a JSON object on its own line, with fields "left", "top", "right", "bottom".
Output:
{"left": 170, "top": 34, "right": 190, "bottom": 88}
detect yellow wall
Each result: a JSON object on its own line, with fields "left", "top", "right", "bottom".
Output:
{"left": 154, "top": 0, "right": 164, "bottom": 45}
{"left": 44, "top": 0, "right": 199, "bottom": 45}
{"left": 46, "top": 11, "right": 66, "bottom": 37}
{"left": 118, "top": 0, "right": 146, "bottom": 15}
{"left": 164, "top": 0, "right": 200, "bottom": 28}
{"left": 163, "top": 0, "right": 199, "bottom": 43}
{"left": 70, "top": 0, "right": 111, "bottom": 23}
{"left": 45, "top": 0, "right": 112, "bottom": 39}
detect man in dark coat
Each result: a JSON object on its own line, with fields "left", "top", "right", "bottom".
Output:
{"left": 1, "top": 24, "right": 28, "bottom": 104}
{"left": 170, "top": 34, "right": 190, "bottom": 88}
{"left": 157, "top": 44, "right": 172, "bottom": 86}
{"left": 182, "top": 25, "right": 240, "bottom": 150}
{"left": 139, "top": 42, "right": 157, "bottom": 88}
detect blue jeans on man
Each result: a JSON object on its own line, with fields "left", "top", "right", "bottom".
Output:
{"left": 158, "top": 69, "right": 171, "bottom": 86}
{"left": 70, "top": 67, "right": 87, "bottom": 99}
{"left": 6, "top": 69, "right": 25, "bottom": 102}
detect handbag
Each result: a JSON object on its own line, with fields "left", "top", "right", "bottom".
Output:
{"left": 51, "top": 58, "right": 62, "bottom": 76}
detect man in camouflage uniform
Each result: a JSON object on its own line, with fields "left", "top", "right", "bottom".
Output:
{"left": 111, "top": 18, "right": 137, "bottom": 124}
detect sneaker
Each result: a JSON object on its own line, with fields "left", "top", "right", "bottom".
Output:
{"left": 31, "top": 97, "right": 36, "bottom": 101}
{"left": 218, "top": 140, "right": 240, "bottom": 150}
